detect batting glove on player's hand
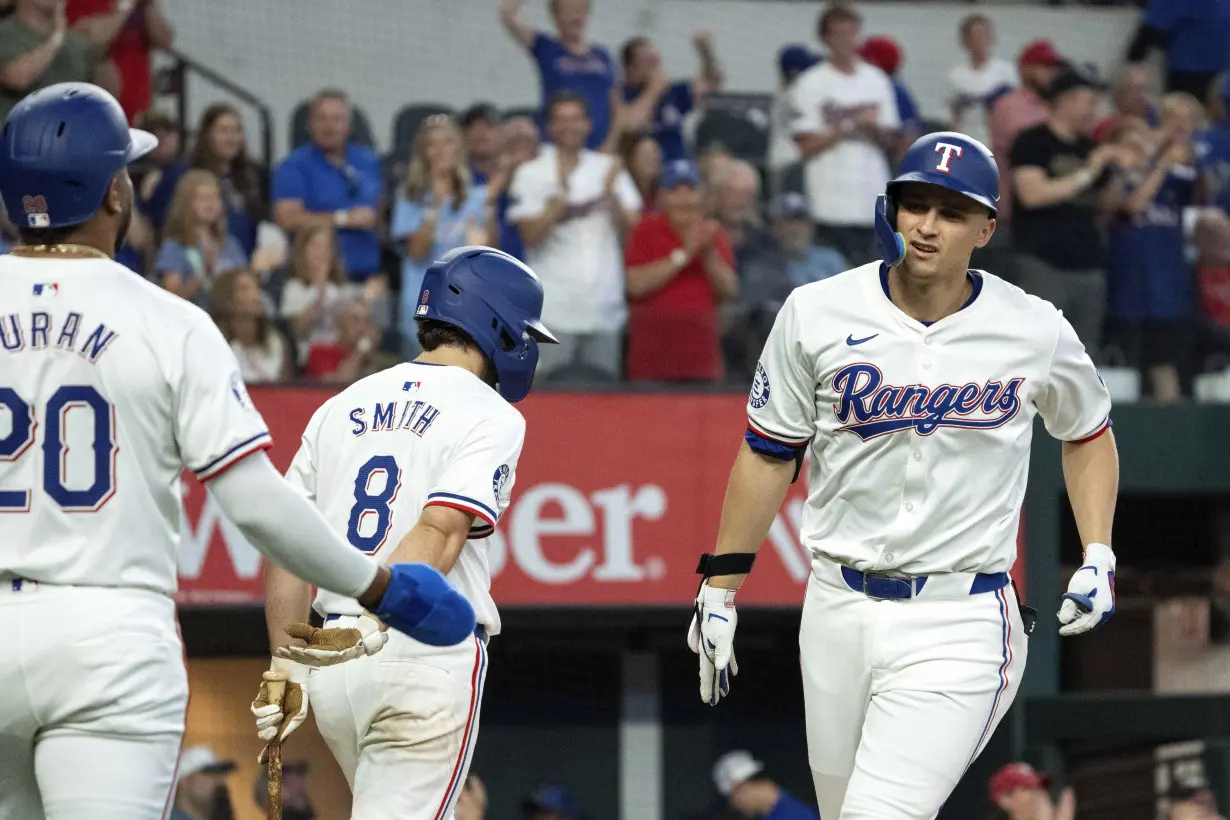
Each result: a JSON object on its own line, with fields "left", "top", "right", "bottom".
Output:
{"left": 251, "top": 657, "right": 309, "bottom": 764}
{"left": 687, "top": 584, "right": 738, "bottom": 706}
{"left": 274, "top": 615, "right": 388, "bottom": 667}
{"left": 1057, "top": 542, "right": 1116, "bottom": 636}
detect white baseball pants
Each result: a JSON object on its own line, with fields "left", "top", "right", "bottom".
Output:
{"left": 801, "top": 560, "right": 1029, "bottom": 820}
{"left": 309, "top": 613, "right": 489, "bottom": 820}
{"left": 0, "top": 581, "right": 188, "bottom": 820}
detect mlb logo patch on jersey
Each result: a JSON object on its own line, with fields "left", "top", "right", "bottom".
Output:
{"left": 32, "top": 283, "right": 58, "bottom": 296}
{"left": 402, "top": 380, "right": 422, "bottom": 392}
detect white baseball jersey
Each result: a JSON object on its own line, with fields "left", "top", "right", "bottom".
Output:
{"left": 289, "top": 362, "right": 526, "bottom": 636}
{"left": 0, "top": 255, "right": 272, "bottom": 594}
{"left": 746, "top": 262, "right": 1111, "bottom": 576}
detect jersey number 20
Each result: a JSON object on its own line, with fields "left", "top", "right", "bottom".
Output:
{"left": 346, "top": 454, "right": 402, "bottom": 554}
{"left": 0, "top": 385, "right": 116, "bottom": 511}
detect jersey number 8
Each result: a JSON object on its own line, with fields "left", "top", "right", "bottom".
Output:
{"left": 0, "top": 385, "right": 116, "bottom": 512}
{"left": 346, "top": 454, "right": 402, "bottom": 554}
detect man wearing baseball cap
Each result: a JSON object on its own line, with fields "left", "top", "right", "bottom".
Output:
{"left": 623, "top": 158, "right": 737, "bottom": 382}
{"left": 768, "top": 45, "right": 820, "bottom": 194}
{"left": 988, "top": 39, "right": 1065, "bottom": 227}
{"left": 712, "top": 750, "right": 818, "bottom": 820}
{"left": 1011, "top": 62, "right": 1117, "bottom": 357}
{"left": 989, "top": 762, "right": 1075, "bottom": 820}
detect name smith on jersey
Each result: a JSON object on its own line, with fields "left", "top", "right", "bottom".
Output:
{"left": 349, "top": 398, "right": 441, "bottom": 437}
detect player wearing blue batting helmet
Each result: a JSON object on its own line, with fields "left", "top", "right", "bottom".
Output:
{"left": 875, "top": 131, "right": 999, "bottom": 268}
{"left": 414, "top": 246, "right": 559, "bottom": 403}
{"left": 0, "top": 82, "right": 156, "bottom": 235}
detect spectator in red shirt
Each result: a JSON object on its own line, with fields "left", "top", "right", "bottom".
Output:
{"left": 66, "top": 0, "right": 173, "bottom": 123}
{"left": 624, "top": 159, "right": 738, "bottom": 382}
{"left": 302, "top": 297, "right": 395, "bottom": 384}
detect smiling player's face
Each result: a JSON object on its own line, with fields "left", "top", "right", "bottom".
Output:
{"left": 893, "top": 182, "right": 994, "bottom": 281}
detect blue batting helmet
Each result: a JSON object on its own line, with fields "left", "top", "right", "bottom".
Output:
{"left": 874, "top": 131, "right": 998, "bottom": 267}
{"left": 414, "top": 246, "right": 558, "bottom": 403}
{"left": 0, "top": 83, "right": 157, "bottom": 230}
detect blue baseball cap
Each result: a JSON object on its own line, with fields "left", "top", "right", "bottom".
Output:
{"left": 779, "top": 44, "right": 819, "bottom": 79}
{"left": 522, "top": 785, "right": 578, "bottom": 818}
{"left": 771, "top": 191, "right": 810, "bottom": 220}
{"left": 660, "top": 158, "right": 702, "bottom": 189}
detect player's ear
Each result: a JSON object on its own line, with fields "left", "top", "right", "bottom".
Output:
{"left": 974, "top": 215, "right": 996, "bottom": 249}
{"left": 102, "top": 172, "right": 125, "bottom": 216}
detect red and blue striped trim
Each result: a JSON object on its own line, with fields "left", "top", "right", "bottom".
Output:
{"left": 1069, "top": 415, "right": 1111, "bottom": 444}
{"left": 194, "top": 432, "right": 273, "bottom": 481}
{"left": 969, "top": 586, "right": 1014, "bottom": 763}
{"left": 433, "top": 634, "right": 488, "bottom": 820}
{"left": 746, "top": 419, "right": 810, "bottom": 448}
{"left": 426, "top": 492, "right": 497, "bottom": 531}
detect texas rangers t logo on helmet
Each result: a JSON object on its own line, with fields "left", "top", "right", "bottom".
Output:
{"left": 933, "top": 142, "right": 964, "bottom": 175}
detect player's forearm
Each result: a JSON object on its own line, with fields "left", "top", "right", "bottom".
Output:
{"left": 385, "top": 507, "right": 472, "bottom": 575}
{"left": 708, "top": 442, "right": 796, "bottom": 590}
{"left": 264, "top": 560, "right": 313, "bottom": 650}
{"left": 1061, "top": 429, "right": 1119, "bottom": 549}
{"left": 207, "top": 453, "right": 380, "bottom": 599}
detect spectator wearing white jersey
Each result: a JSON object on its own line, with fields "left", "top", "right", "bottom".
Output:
{"left": 509, "top": 90, "right": 641, "bottom": 381}
{"left": 767, "top": 44, "right": 819, "bottom": 196}
{"left": 790, "top": 2, "right": 900, "bottom": 264}
{"left": 948, "top": 14, "right": 1018, "bottom": 149}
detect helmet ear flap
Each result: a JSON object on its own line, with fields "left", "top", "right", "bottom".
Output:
{"left": 874, "top": 193, "right": 906, "bottom": 267}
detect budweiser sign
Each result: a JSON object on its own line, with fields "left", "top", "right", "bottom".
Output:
{"left": 176, "top": 388, "right": 1023, "bottom": 607}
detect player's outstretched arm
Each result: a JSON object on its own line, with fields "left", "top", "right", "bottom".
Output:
{"left": 1057, "top": 429, "right": 1120, "bottom": 636}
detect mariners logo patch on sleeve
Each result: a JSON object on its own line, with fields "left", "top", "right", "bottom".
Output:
{"left": 750, "top": 362, "right": 770, "bottom": 409}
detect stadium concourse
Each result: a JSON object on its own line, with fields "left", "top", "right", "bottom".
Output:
{"left": 3, "top": 0, "right": 1230, "bottom": 818}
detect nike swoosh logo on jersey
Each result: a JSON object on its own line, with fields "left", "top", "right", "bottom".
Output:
{"left": 846, "top": 333, "right": 879, "bottom": 346}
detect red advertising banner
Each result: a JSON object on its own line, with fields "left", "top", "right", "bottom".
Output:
{"left": 177, "top": 387, "right": 1024, "bottom": 607}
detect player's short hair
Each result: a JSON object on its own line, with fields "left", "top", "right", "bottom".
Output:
{"left": 959, "top": 13, "right": 991, "bottom": 40}
{"left": 546, "top": 90, "right": 589, "bottom": 120}
{"left": 818, "top": 2, "right": 861, "bottom": 38}
{"left": 416, "top": 318, "right": 498, "bottom": 387}
{"left": 18, "top": 224, "right": 81, "bottom": 247}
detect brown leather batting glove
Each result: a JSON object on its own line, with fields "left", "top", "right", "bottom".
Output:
{"left": 274, "top": 616, "right": 388, "bottom": 667}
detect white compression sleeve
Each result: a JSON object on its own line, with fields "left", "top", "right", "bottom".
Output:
{"left": 206, "top": 452, "right": 377, "bottom": 598}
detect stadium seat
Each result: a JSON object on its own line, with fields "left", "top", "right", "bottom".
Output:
{"left": 389, "top": 103, "right": 455, "bottom": 163}
{"left": 288, "top": 99, "right": 377, "bottom": 152}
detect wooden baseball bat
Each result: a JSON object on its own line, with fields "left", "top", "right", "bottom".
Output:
{"left": 262, "top": 672, "right": 288, "bottom": 820}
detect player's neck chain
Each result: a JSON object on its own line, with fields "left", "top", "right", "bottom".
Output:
{"left": 11, "top": 244, "right": 111, "bottom": 260}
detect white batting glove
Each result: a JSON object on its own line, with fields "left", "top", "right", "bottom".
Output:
{"left": 251, "top": 656, "right": 309, "bottom": 763}
{"left": 687, "top": 584, "right": 739, "bottom": 706}
{"left": 273, "top": 614, "right": 388, "bottom": 667}
{"left": 1057, "top": 542, "right": 1117, "bottom": 636}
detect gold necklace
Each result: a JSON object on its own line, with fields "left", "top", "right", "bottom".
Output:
{"left": 11, "top": 244, "right": 111, "bottom": 260}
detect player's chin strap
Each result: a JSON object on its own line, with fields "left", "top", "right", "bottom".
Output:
{"left": 874, "top": 194, "right": 906, "bottom": 268}
{"left": 694, "top": 553, "right": 757, "bottom": 595}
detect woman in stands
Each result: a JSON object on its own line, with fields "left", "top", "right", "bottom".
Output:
{"left": 155, "top": 170, "right": 252, "bottom": 306}
{"left": 619, "top": 128, "right": 663, "bottom": 211}
{"left": 211, "top": 269, "right": 293, "bottom": 383}
{"left": 278, "top": 224, "right": 356, "bottom": 367}
{"left": 391, "top": 114, "right": 488, "bottom": 353}
{"left": 147, "top": 103, "right": 268, "bottom": 256}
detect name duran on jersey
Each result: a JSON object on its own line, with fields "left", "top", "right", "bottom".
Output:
{"left": 0, "top": 311, "right": 119, "bottom": 363}
{"left": 833, "top": 363, "right": 1025, "bottom": 441}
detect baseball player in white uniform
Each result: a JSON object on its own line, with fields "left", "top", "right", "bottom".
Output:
{"left": 251, "top": 246, "right": 557, "bottom": 819}
{"left": 0, "top": 84, "right": 477, "bottom": 820}
{"left": 688, "top": 132, "right": 1120, "bottom": 819}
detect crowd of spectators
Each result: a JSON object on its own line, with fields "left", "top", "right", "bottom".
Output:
{"left": 4, "top": 0, "right": 1230, "bottom": 402}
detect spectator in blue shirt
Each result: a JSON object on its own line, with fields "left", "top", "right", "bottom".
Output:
{"left": 391, "top": 114, "right": 488, "bottom": 353}
{"left": 272, "top": 88, "right": 384, "bottom": 286}
{"left": 771, "top": 191, "right": 848, "bottom": 287}
{"left": 154, "top": 169, "right": 250, "bottom": 307}
{"left": 1128, "top": 0, "right": 1230, "bottom": 102}
{"left": 500, "top": 0, "right": 618, "bottom": 152}
{"left": 713, "top": 751, "right": 819, "bottom": 820}
{"left": 858, "top": 35, "right": 920, "bottom": 164}
{"left": 1104, "top": 108, "right": 1200, "bottom": 402}
{"left": 619, "top": 30, "right": 725, "bottom": 162}
{"left": 1194, "top": 75, "right": 1230, "bottom": 206}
